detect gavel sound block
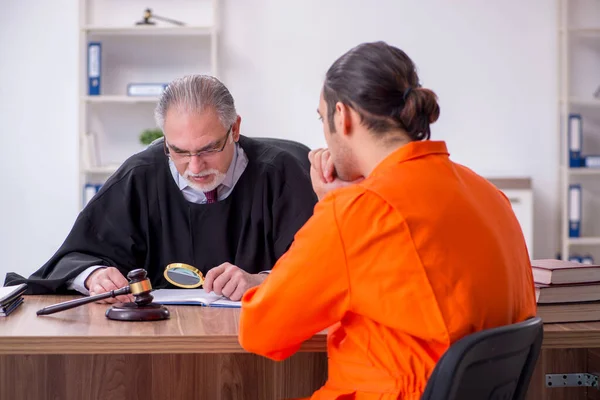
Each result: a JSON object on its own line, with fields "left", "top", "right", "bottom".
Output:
{"left": 36, "top": 269, "right": 170, "bottom": 321}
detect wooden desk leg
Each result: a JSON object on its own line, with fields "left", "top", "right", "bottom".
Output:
{"left": 526, "top": 349, "right": 589, "bottom": 400}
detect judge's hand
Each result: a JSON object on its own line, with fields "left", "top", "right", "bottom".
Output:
{"left": 203, "top": 263, "right": 267, "bottom": 301}
{"left": 85, "top": 267, "right": 135, "bottom": 304}
{"left": 308, "top": 148, "right": 363, "bottom": 200}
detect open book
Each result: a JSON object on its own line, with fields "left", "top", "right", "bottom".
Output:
{"left": 150, "top": 289, "right": 241, "bottom": 308}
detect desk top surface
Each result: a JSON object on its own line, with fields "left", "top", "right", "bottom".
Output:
{"left": 541, "top": 321, "right": 600, "bottom": 348}
{"left": 1, "top": 296, "right": 599, "bottom": 354}
{"left": 0, "top": 295, "right": 326, "bottom": 355}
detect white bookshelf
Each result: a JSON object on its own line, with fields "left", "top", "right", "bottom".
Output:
{"left": 85, "top": 165, "right": 120, "bottom": 175}
{"left": 81, "top": 26, "right": 214, "bottom": 36}
{"left": 564, "top": 98, "right": 600, "bottom": 107}
{"left": 81, "top": 96, "right": 161, "bottom": 104}
{"left": 568, "top": 237, "right": 600, "bottom": 246}
{"left": 568, "top": 167, "right": 600, "bottom": 176}
{"left": 77, "top": 0, "right": 220, "bottom": 209}
{"left": 558, "top": 0, "right": 600, "bottom": 262}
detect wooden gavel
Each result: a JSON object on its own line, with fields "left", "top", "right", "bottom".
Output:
{"left": 36, "top": 269, "right": 154, "bottom": 316}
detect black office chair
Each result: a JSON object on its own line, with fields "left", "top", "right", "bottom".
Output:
{"left": 255, "top": 137, "right": 312, "bottom": 172}
{"left": 421, "top": 317, "right": 543, "bottom": 400}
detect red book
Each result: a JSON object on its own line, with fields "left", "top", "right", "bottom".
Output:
{"left": 531, "top": 259, "right": 600, "bottom": 285}
{"left": 535, "top": 282, "right": 600, "bottom": 303}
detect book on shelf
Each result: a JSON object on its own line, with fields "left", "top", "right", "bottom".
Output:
{"left": 87, "top": 42, "right": 101, "bottom": 96}
{"left": 83, "top": 183, "right": 103, "bottom": 206}
{"left": 568, "top": 113, "right": 582, "bottom": 167}
{"left": 568, "top": 184, "right": 581, "bottom": 238}
{"left": 81, "top": 131, "right": 101, "bottom": 169}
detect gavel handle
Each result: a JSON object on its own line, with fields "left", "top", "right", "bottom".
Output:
{"left": 36, "top": 286, "right": 131, "bottom": 316}
{"left": 153, "top": 14, "right": 186, "bottom": 26}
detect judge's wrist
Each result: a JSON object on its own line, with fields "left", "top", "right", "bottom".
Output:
{"left": 252, "top": 272, "right": 269, "bottom": 285}
{"left": 84, "top": 266, "right": 108, "bottom": 290}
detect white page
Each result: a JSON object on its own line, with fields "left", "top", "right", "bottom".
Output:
{"left": 151, "top": 289, "right": 223, "bottom": 305}
{"left": 150, "top": 289, "right": 240, "bottom": 307}
{"left": 0, "top": 284, "right": 26, "bottom": 302}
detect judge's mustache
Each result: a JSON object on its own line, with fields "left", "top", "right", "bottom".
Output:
{"left": 184, "top": 168, "right": 223, "bottom": 178}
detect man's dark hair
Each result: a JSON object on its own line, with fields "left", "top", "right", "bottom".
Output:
{"left": 323, "top": 41, "right": 440, "bottom": 141}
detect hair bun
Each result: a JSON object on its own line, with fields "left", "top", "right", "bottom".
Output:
{"left": 398, "top": 87, "right": 440, "bottom": 140}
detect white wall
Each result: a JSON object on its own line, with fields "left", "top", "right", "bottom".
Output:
{"left": 0, "top": 1, "right": 79, "bottom": 281}
{"left": 219, "top": 0, "right": 558, "bottom": 259}
{"left": 0, "top": 0, "right": 558, "bottom": 281}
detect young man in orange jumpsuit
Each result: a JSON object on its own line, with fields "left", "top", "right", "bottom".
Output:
{"left": 238, "top": 41, "right": 537, "bottom": 400}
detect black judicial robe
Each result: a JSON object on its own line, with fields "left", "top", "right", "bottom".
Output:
{"left": 4, "top": 136, "right": 318, "bottom": 294}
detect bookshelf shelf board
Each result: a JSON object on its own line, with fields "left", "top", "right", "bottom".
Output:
{"left": 569, "top": 168, "right": 600, "bottom": 176}
{"left": 564, "top": 98, "right": 600, "bottom": 107}
{"left": 82, "top": 96, "right": 159, "bottom": 104}
{"left": 85, "top": 166, "right": 119, "bottom": 175}
{"left": 565, "top": 27, "right": 600, "bottom": 35}
{"left": 568, "top": 237, "right": 600, "bottom": 246}
{"left": 82, "top": 26, "right": 213, "bottom": 36}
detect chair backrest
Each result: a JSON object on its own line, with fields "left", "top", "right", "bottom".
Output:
{"left": 421, "top": 317, "right": 543, "bottom": 400}
{"left": 254, "top": 137, "right": 312, "bottom": 172}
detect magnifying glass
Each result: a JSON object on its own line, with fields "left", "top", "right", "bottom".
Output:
{"left": 163, "top": 263, "right": 205, "bottom": 288}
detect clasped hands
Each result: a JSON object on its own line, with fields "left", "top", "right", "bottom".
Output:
{"left": 85, "top": 263, "right": 267, "bottom": 304}
{"left": 308, "top": 148, "right": 364, "bottom": 200}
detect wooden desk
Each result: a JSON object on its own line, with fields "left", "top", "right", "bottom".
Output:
{"left": 543, "top": 322, "right": 600, "bottom": 349}
{"left": 527, "top": 322, "right": 600, "bottom": 400}
{"left": 0, "top": 296, "right": 327, "bottom": 400}
{"left": 5, "top": 296, "right": 600, "bottom": 400}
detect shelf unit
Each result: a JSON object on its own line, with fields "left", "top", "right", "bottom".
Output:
{"left": 81, "top": 26, "right": 214, "bottom": 36}
{"left": 558, "top": 0, "right": 600, "bottom": 262}
{"left": 81, "top": 95, "right": 161, "bottom": 104}
{"left": 77, "top": 0, "right": 220, "bottom": 209}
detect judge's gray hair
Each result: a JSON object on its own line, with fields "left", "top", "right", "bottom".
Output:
{"left": 154, "top": 75, "right": 237, "bottom": 131}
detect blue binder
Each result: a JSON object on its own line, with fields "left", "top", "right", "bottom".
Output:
{"left": 581, "top": 254, "right": 595, "bottom": 265}
{"left": 568, "top": 255, "right": 582, "bottom": 263}
{"left": 568, "top": 114, "right": 582, "bottom": 167}
{"left": 568, "top": 184, "right": 581, "bottom": 237}
{"left": 127, "top": 83, "right": 168, "bottom": 97}
{"left": 83, "top": 183, "right": 103, "bottom": 206}
{"left": 83, "top": 183, "right": 97, "bottom": 206}
{"left": 87, "top": 42, "right": 101, "bottom": 95}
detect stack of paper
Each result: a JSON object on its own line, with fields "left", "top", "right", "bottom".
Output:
{"left": 0, "top": 284, "right": 27, "bottom": 317}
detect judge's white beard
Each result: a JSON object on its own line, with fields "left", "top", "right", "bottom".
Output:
{"left": 183, "top": 168, "right": 227, "bottom": 192}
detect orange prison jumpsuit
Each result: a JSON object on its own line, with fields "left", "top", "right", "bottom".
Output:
{"left": 239, "top": 140, "right": 537, "bottom": 400}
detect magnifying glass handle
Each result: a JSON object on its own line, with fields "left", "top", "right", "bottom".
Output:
{"left": 36, "top": 287, "right": 131, "bottom": 316}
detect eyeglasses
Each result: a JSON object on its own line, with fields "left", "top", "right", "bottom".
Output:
{"left": 164, "top": 125, "right": 232, "bottom": 162}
